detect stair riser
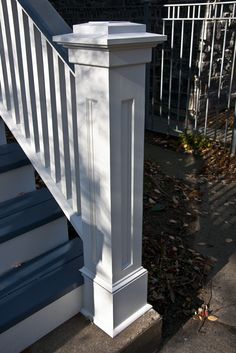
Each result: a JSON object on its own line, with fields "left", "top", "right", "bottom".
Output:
{"left": 0, "top": 286, "right": 83, "bottom": 353}
{"left": 0, "top": 119, "right": 6, "bottom": 145}
{"left": 0, "top": 165, "right": 35, "bottom": 203}
{"left": 0, "top": 217, "right": 68, "bottom": 275}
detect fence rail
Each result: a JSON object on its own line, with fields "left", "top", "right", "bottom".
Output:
{"left": 0, "top": 0, "right": 80, "bottom": 214}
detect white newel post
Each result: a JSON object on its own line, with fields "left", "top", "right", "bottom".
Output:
{"left": 54, "top": 22, "right": 166, "bottom": 337}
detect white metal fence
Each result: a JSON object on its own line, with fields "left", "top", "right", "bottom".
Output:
{"left": 56, "top": 1, "right": 236, "bottom": 146}
{"left": 148, "top": 1, "right": 236, "bottom": 145}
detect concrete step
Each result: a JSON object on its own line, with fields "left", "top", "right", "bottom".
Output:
{"left": 0, "top": 142, "right": 35, "bottom": 202}
{"left": 0, "top": 188, "right": 69, "bottom": 275}
{"left": 0, "top": 238, "right": 84, "bottom": 353}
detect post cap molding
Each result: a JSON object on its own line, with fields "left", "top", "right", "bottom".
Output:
{"left": 53, "top": 21, "right": 167, "bottom": 50}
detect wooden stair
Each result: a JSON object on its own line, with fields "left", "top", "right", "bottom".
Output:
{"left": 0, "top": 139, "right": 84, "bottom": 353}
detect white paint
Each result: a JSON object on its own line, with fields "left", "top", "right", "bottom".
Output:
{"left": 0, "top": 165, "right": 35, "bottom": 203}
{"left": 0, "top": 286, "right": 83, "bottom": 353}
{"left": 0, "top": 217, "right": 68, "bottom": 275}
{"left": 54, "top": 22, "right": 166, "bottom": 337}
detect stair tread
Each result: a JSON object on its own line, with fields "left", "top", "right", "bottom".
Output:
{"left": 0, "top": 188, "right": 52, "bottom": 220}
{"left": 0, "top": 143, "right": 20, "bottom": 156}
{"left": 0, "top": 238, "right": 84, "bottom": 333}
{"left": 0, "top": 142, "right": 30, "bottom": 173}
{"left": 0, "top": 190, "right": 63, "bottom": 244}
{"left": 0, "top": 237, "right": 83, "bottom": 299}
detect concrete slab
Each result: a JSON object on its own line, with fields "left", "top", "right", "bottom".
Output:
{"left": 144, "top": 144, "right": 203, "bottom": 180}
{"left": 158, "top": 317, "right": 236, "bottom": 353}
{"left": 23, "top": 309, "right": 162, "bottom": 353}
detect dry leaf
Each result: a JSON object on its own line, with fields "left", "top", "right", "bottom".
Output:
{"left": 172, "top": 196, "right": 179, "bottom": 205}
{"left": 149, "top": 198, "right": 156, "bottom": 204}
{"left": 207, "top": 315, "right": 218, "bottom": 322}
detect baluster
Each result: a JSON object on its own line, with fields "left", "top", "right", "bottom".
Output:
{"left": 53, "top": 52, "right": 71, "bottom": 199}
{"left": 41, "top": 36, "right": 58, "bottom": 182}
{"left": 66, "top": 69, "right": 81, "bottom": 213}
{"left": 0, "top": 20, "right": 10, "bottom": 110}
{"left": 28, "top": 21, "right": 49, "bottom": 166}
{"left": 0, "top": 0, "right": 19, "bottom": 123}
{"left": 17, "top": 3, "right": 39, "bottom": 151}
{"left": 7, "top": 0, "right": 29, "bottom": 137}
{"left": 41, "top": 38, "right": 60, "bottom": 182}
{"left": 59, "top": 60, "right": 72, "bottom": 200}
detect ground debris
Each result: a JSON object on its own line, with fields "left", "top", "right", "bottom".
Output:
{"left": 143, "top": 159, "right": 211, "bottom": 337}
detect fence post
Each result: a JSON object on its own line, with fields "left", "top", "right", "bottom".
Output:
{"left": 54, "top": 22, "right": 166, "bottom": 338}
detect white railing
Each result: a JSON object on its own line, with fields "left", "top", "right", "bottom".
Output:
{"left": 0, "top": 0, "right": 80, "bottom": 221}
{"left": 0, "top": 0, "right": 166, "bottom": 338}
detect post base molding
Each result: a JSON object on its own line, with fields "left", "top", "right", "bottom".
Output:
{"left": 80, "top": 267, "right": 151, "bottom": 337}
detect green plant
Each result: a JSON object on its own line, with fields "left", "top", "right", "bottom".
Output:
{"left": 179, "top": 132, "right": 212, "bottom": 152}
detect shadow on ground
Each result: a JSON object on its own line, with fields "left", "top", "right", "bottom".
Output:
{"left": 144, "top": 134, "right": 236, "bottom": 353}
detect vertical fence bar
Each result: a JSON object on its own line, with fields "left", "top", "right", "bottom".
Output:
{"left": 185, "top": 5, "right": 195, "bottom": 129}
{"left": 204, "top": 4, "right": 217, "bottom": 135}
{"left": 231, "top": 98, "right": 236, "bottom": 155}
{"left": 195, "top": 5, "right": 208, "bottom": 131}
{"left": 167, "top": 6, "right": 175, "bottom": 130}
{"left": 218, "top": 16, "right": 228, "bottom": 142}
{"left": 177, "top": 17, "right": 184, "bottom": 128}
{"left": 227, "top": 34, "right": 236, "bottom": 110}
{"left": 159, "top": 19, "right": 165, "bottom": 119}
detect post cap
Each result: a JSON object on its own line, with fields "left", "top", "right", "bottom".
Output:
{"left": 53, "top": 21, "right": 166, "bottom": 49}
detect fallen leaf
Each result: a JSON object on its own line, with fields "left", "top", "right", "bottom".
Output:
{"left": 172, "top": 196, "right": 179, "bottom": 205}
{"left": 149, "top": 198, "right": 156, "bottom": 204}
{"left": 207, "top": 315, "right": 218, "bottom": 321}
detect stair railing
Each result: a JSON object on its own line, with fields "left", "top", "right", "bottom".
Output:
{"left": 0, "top": 0, "right": 81, "bottom": 228}
{"left": 0, "top": 0, "right": 166, "bottom": 338}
